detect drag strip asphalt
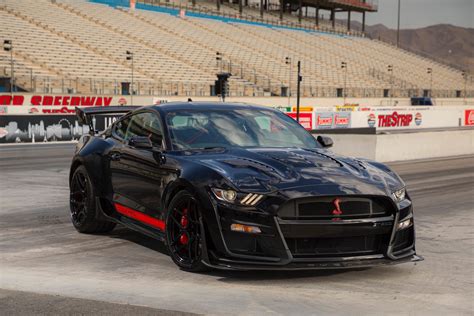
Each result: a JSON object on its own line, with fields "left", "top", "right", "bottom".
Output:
{"left": 1, "top": 143, "right": 473, "bottom": 315}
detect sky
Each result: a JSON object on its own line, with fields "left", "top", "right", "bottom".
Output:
{"left": 352, "top": 0, "right": 474, "bottom": 29}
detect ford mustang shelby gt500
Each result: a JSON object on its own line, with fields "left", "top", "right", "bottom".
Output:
{"left": 70, "top": 102, "right": 422, "bottom": 271}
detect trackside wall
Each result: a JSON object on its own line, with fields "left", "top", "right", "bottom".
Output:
{"left": 326, "top": 129, "right": 474, "bottom": 162}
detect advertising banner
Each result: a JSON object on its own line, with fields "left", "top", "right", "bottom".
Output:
{"left": 335, "top": 104, "right": 359, "bottom": 112}
{"left": 314, "top": 112, "right": 351, "bottom": 129}
{"left": 0, "top": 94, "right": 130, "bottom": 115}
{"left": 0, "top": 114, "right": 118, "bottom": 143}
{"left": 350, "top": 109, "right": 462, "bottom": 130}
{"left": 287, "top": 112, "right": 313, "bottom": 130}
{"left": 464, "top": 109, "right": 474, "bottom": 126}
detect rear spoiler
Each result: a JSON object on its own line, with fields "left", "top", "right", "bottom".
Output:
{"left": 76, "top": 106, "right": 141, "bottom": 135}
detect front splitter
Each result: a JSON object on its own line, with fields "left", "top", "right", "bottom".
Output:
{"left": 203, "top": 254, "right": 423, "bottom": 271}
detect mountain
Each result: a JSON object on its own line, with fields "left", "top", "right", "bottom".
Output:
{"left": 364, "top": 24, "right": 474, "bottom": 73}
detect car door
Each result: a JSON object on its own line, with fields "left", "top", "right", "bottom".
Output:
{"left": 109, "top": 111, "right": 168, "bottom": 226}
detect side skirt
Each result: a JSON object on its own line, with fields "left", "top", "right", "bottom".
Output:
{"left": 96, "top": 197, "right": 166, "bottom": 242}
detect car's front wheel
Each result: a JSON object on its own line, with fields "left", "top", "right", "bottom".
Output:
{"left": 70, "top": 165, "right": 116, "bottom": 234}
{"left": 165, "top": 190, "right": 208, "bottom": 272}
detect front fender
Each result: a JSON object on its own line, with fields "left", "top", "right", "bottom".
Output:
{"left": 161, "top": 160, "right": 236, "bottom": 255}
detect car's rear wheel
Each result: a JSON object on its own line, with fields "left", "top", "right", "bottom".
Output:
{"left": 165, "top": 191, "right": 208, "bottom": 272}
{"left": 70, "top": 165, "right": 116, "bottom": 234}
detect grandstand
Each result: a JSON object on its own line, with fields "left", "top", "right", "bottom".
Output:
{"left": 1, "top": 0, "right": 472, "bottom": 98}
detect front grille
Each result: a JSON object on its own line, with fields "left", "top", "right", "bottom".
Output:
{"left": 286, "top": 235, "right": 388, "bottom": 258}
{"left": 278, "top": 196, "right": 391, "bottom": 220}
{"left": 278, "top": 196, "right": 395, "bottom": 259}
{"left": 299, "top": 200, "right": 372, "bottom": 217}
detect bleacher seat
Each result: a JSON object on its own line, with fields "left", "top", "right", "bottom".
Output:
{"left": 1, "top": 0, "right": 470, "bottom": 97}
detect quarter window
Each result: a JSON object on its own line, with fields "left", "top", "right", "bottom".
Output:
{"left": 114, "top": 116, "right": 130, "bottom": 139}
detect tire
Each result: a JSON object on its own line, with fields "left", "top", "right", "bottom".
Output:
{"left": 69, "top": 165, "right": 116, "bottom": 234}
{"left": 165, "top": 190, "right": 209, "bottom": 272}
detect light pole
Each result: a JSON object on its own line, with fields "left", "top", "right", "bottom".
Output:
{"left": 296, "top": 60, "right": 302, "bottom": 123}
{"left": 216, "top": 52, "right": 222, "bottom": 72}
{"left": 341, "top": 61, "right": 347, "bottom": 105}
{"left": 3, "top": 40, "right": 14, "bottom": 93}
{"left": 462, "top": 71, "right": 467, "bottom": 104}
{"left": 397, "top": 0, "right": 401, "bottom": 48}
{"left": 285, "top": 56, "right": 292, "bottom": 107}
{"left": 126, "top": 50, "right": 134, "bottom": 105}
{"left": 427, "top": 67, "right": 433, "bottom": 98}
{"left": 387, "top": 64, "right": 393, "bottom": 105}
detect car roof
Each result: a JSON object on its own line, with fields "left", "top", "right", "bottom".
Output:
{"left": 149, "top": 101, "right": 275, "bottom": 113}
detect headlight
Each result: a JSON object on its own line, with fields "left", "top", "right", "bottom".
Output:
{"left": 211, "top": 188, "right": 237, "bottom": 203}
{"left": 397, "top": 217, "right": 413, "bottom": 230}
{"left": 211, "top": 188, "right": 264, "bottom": 206}
{"left": 392, "top": 187, "right": 406, "bottom": 203}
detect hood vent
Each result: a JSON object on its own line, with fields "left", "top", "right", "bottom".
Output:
{"left": 221, "top": 158, "right": 288, "bottom": 179}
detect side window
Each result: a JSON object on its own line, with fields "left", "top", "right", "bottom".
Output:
{"left": 114, "top": 116, "right": 130, "bottom": 139}
{"left": 124, "top": 112, "right": 164, "bottom": 148}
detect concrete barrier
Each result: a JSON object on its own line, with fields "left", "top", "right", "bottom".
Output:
{"left": 324, "top": 128, "right": 474, "bottom": 162}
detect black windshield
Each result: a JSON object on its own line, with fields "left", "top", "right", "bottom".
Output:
{"left": 166, "top": 108, "right": 320, "bottom": 150}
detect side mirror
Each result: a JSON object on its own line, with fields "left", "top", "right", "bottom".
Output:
{"left": 128, "top": 136, "right": 153, "bottom": 149}
{"left": 317, "top": 135, "right": 333, "bottom": 148}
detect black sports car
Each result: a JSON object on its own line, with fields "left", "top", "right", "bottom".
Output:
{"left": 70, "top": 102, "right": 422, "bottom": 271}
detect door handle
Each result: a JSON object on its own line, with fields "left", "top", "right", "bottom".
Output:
{"left": 109, "top": 153, "right": 121, "bottom": 161}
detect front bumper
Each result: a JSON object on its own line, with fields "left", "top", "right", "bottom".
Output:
{"left": 204, "top": 197, "right": 421, "bottom": 271}
{"left": 204, "top": 253, "right": 423, "bottom": 271}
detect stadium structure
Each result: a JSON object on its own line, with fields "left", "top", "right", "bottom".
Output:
{"left": 0, "top": 0, "right": 472, "bottom": 99}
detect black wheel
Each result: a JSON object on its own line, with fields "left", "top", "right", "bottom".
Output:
{"left": 69, "top": 165, "right": 116, "bottom": 234}
{"left": 165, "top": 191, "right": 208, "bottom": 272}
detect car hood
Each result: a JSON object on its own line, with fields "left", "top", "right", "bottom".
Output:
{"left": 185, "top": 147, "right": 404, "bottom": 198}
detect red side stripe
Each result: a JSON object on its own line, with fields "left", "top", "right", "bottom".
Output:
{"left": 114, "top": 203, "right": 166, "bottom": 231}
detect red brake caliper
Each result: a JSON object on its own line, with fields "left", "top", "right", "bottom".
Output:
{"left": 179, "top": 208, "right": 189, "bottom": 245}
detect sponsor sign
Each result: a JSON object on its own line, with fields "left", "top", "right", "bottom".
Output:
{"left": 415, "top": 112, "right": 422, "bottom": 126}
{"left": 367, "top": 113, "right": 376, "bottom": 127}
{"left": 464, "top": 110, "right": 474, "bottom": 126}
{"left": 336, "top": 104, "right": 359, "bottom": 112}
{"left": 287, "top": 112, "right": 313, "bottom": 130}
{"left": 275, "top": 106, "right": 291, "bottom": 112}
{"left": 351, "top": 109, "right": 462, "bottom": 130}
{"left": 377, "top": 111, "right": 414, "bottom": 128}
{"left": 314, "top": 112, "right": 351, "bottom": 129}
{"left": 291, "top": 106, "right": 313, "bottom": 112}
{"left": 0, "top": 94, "right": 133, "bottom": 114}
{"left": 334, "top": 113, "right": 351, "bottom": 128}
{"left": 315, "top": 113, "right": 333, "bottom": 129}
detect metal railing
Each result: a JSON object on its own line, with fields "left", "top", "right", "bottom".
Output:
{"left": 4, "top": 73, "right": 473, "bottom": 99}
{"left": 2, "top": 73, "right": 266, "bottom": 97}
{"left": 329, "top": 0, "right": 378, "bottom": 11}
{"left": 135, "top": 0, "right": 364, "bottom": 37}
